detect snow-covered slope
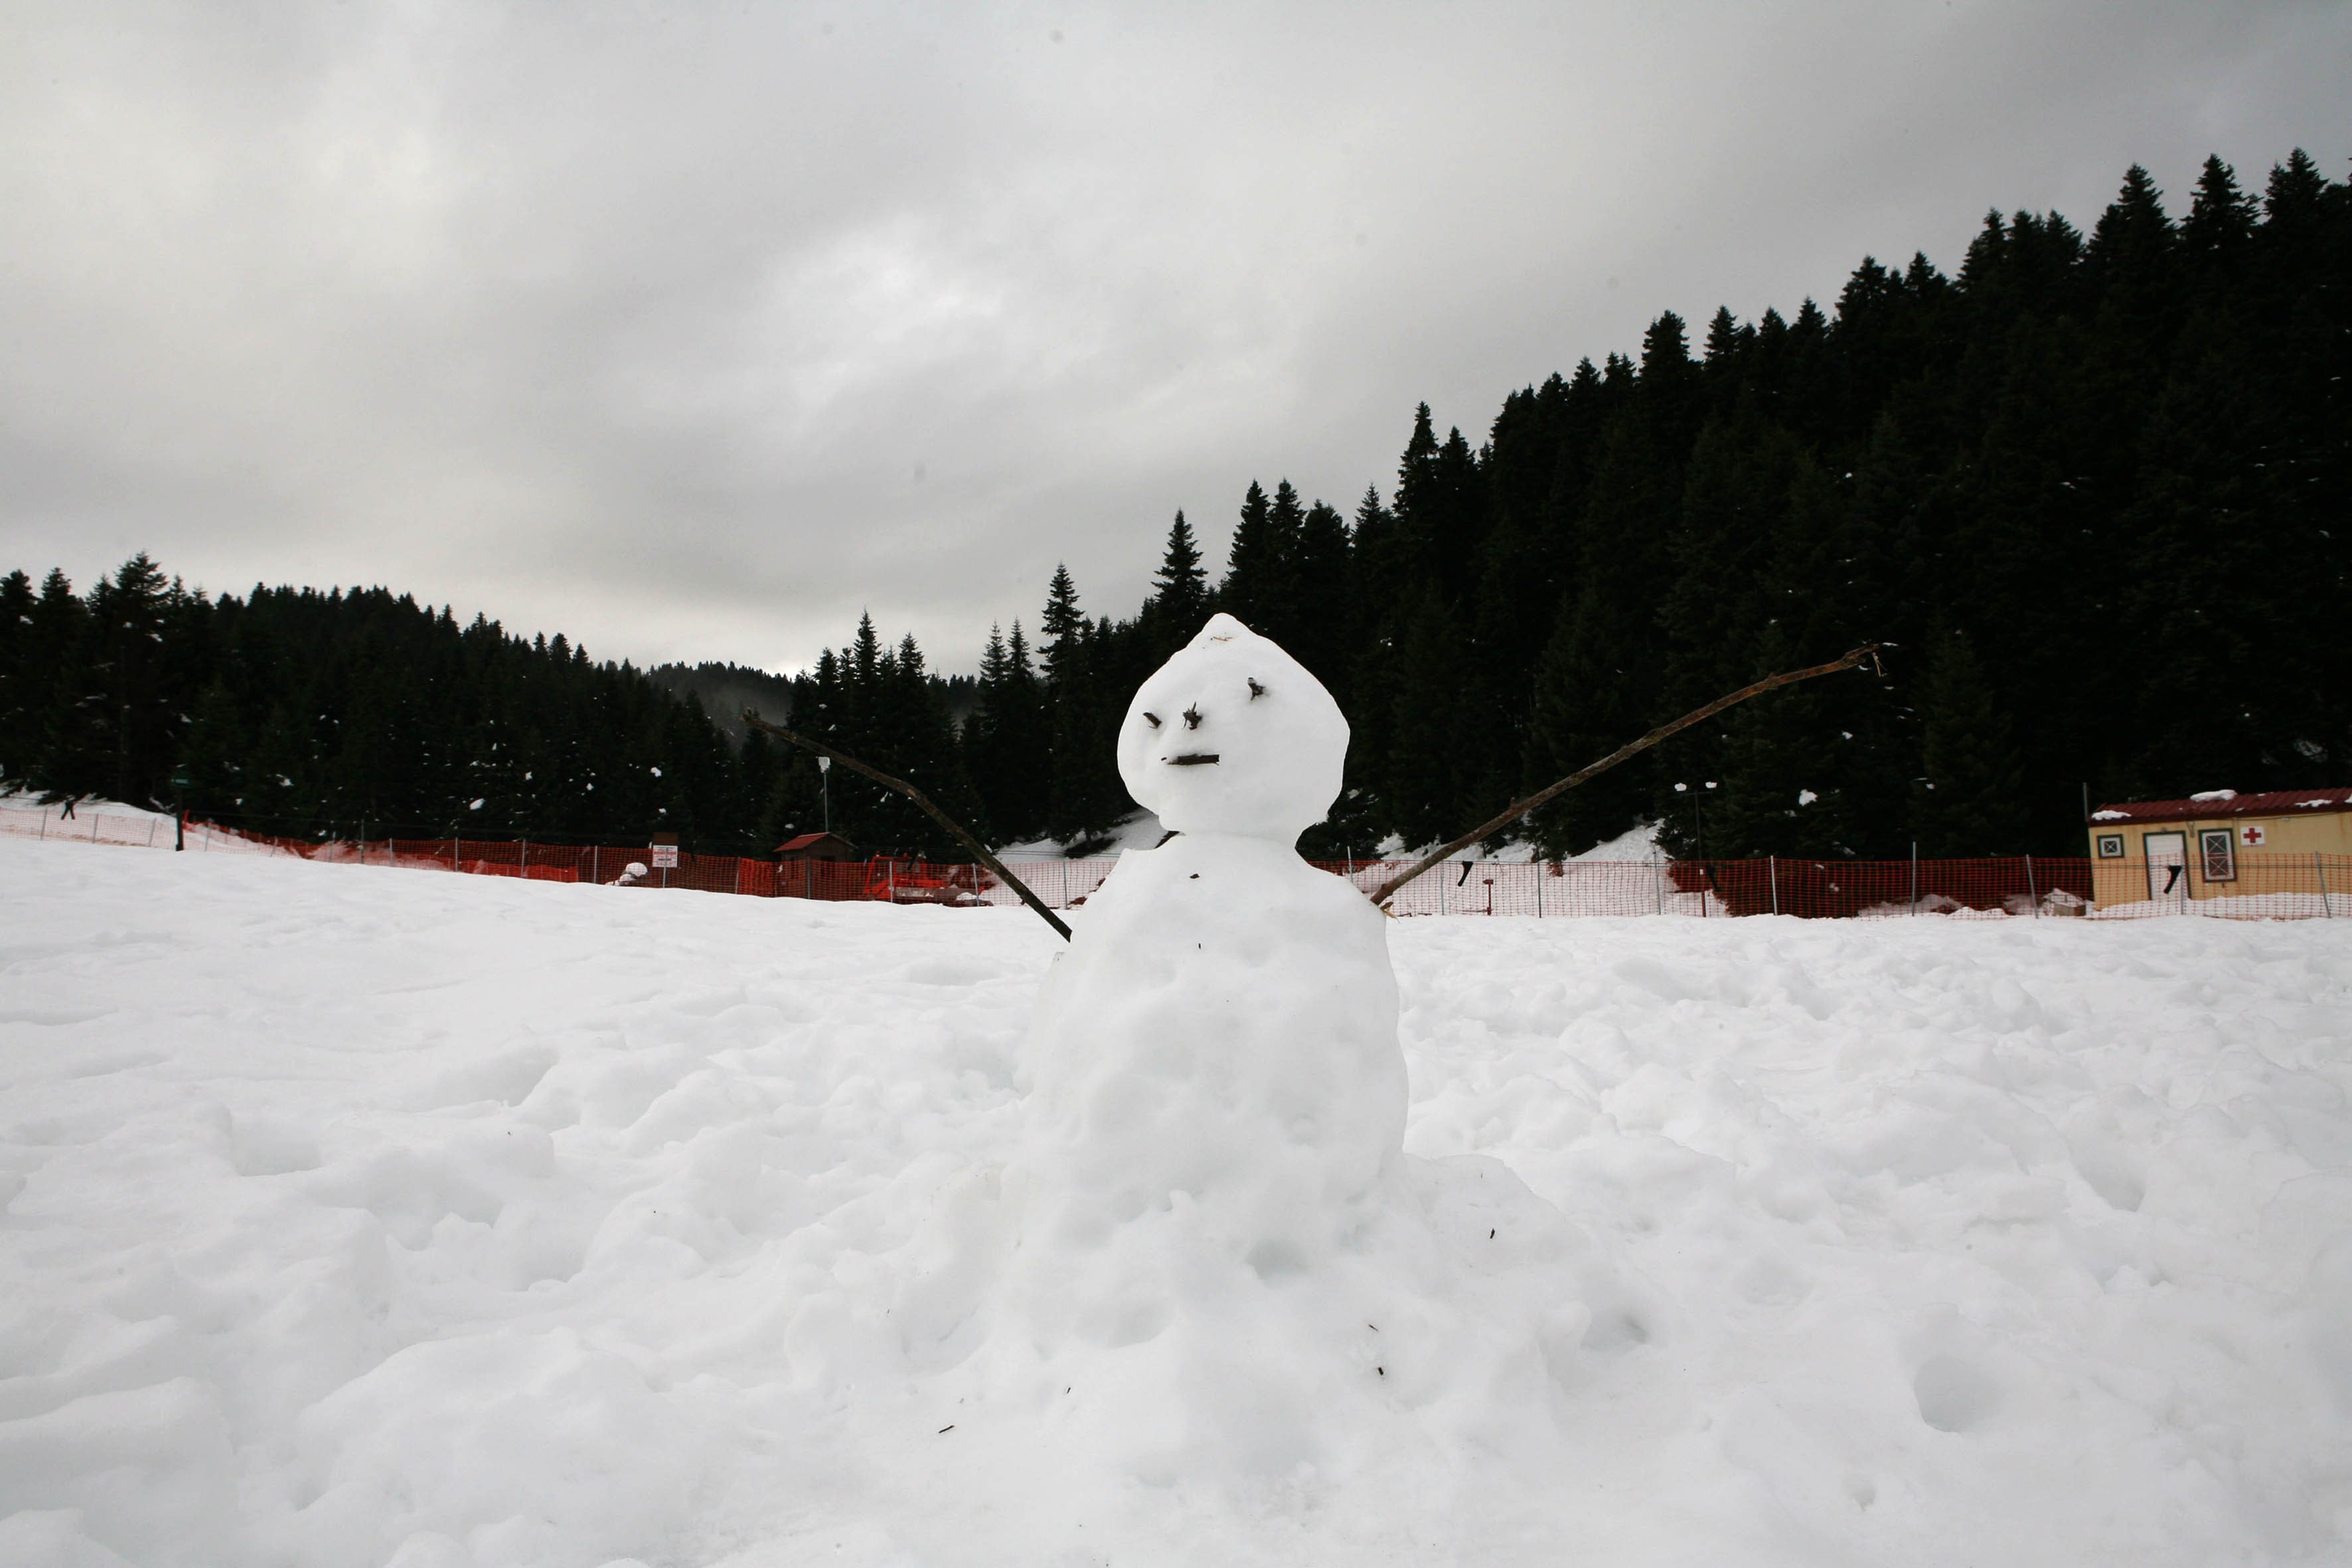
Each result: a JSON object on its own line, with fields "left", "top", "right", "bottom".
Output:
{"left": 1, "top": 836, "right": 2348, "bottom": 1566}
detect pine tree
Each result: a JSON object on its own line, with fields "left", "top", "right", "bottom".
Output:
{"left": 1219, "top": 481, "right": 1283, "bottom": 633}
{"left": 1379, "top": 593, "right": 1471, "bottom": 850}
{"left": 1260, "top": 479, "right": 1309, "bottom": 645}
{"left": 2262, "top": 147, "right": 2327, "bottom": 230}
{"left": 1289, "top": 499, "right": 1354, "bottom": 703}
{"left": 1702, "top": 305, "right": 1742, "bottom": 366}
{"left": 1037, "top": 566, "right": 1126, "bottom": 844}
{"left": 1039, "top": 566, "right": 1085, "bottom": 681}
{"left": 24, "top": 568, "right": 92, "bottom": 800}
{"left": 1912, "top": 630, "right": 2027, "bottom": 856}
{"left": 1144, "top": 510, "right": 1208, "bottom": 657}
{"left": 72, "top": 553, "right": 187, "bottom": 806}
{"left": 998, "top": 621, "right": 1050, "bottom": 840}
{"left": 0, "top": 569, "right": 37, "bottom": 779}
{"left": 2184, "top": 155, "right": 2256, "bottom": 257}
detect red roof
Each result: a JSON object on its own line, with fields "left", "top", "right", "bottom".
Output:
{"left": 775, "top": 831, "right": 858, "bottom": 855}
{"left": 2089, "top": 788, "right": 2352, "bottom": 825}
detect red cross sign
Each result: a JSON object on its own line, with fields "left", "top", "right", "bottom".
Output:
{"left": 2240, "top": 824, "right": 2265, "bottom": 847}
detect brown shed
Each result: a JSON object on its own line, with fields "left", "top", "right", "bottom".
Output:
{"left": 775, "top": 831, "right": 858, "bottom": 861}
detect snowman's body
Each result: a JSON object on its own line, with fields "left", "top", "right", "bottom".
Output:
{"left": 1024, "top": 830, "right": 1405, "bottom": 1275}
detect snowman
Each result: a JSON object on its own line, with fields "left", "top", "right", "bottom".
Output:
{"left": 979, "top": 615, "right": 1610, "bottom": 1487}
{"left": 1018, "top": 612, "right": 1407, "bottom": 1277}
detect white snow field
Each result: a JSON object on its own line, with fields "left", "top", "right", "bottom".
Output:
{"left": 3, "top": 834, "right": 2349, "bottom": 1567}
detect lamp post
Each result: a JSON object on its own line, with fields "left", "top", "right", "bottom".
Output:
{"left": 819, "top": 753, "right": 831, "bottom": 835}
{"left": 169, "top": 767, "right": 191, "bottom": 851}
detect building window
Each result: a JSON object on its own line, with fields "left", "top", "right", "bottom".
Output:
{"left": 2095, "top": 832, "right": 2125, "bottom": 858}
{"left": 2199, "top": 828, "right": 2236, "bottom": 883}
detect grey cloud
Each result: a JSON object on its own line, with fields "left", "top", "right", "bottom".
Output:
{"left": 3, "top": 1, "right": 2346, "bottom": 672}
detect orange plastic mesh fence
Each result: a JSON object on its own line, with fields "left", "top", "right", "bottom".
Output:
{"left": 9, "top": 803, "right": 2341, "bottom": 921}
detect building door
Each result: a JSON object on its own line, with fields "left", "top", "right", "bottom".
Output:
{"left": 2144, "top": 831, "right": 2188, "bottom": 905}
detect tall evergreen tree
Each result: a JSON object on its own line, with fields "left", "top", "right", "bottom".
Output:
{"left": 1911, "top": 630, "right": 2027, "bottom": 855}
{"left": 1144, "top": 510, "right": 1209, "bottom": 656}
{"left": 0, "top": 570, "right": 40, "bottom": 779}
{"left": 1219, "top": 481, "right": 1285, "bottom": 634}
{"left": 1289, "top": 499, "right": 1354, "bottom": 702}
{"left": 1037, "top": 566, "right": 1127, "bottom": 842}
{"left": 2184, "top": 155, "right": 2257, "bottom": 258}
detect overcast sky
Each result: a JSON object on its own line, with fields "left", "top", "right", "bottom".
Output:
{"left": 3, "top": 3, "right": 2347, "bottom": 675}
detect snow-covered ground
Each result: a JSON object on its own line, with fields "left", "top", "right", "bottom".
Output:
{"left": 3, "top": 835, "right": 2349, "bottom": 1566}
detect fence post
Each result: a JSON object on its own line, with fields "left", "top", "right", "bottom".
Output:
{"left": 2318, "top": 852, "right": 2333, "bottom": 917}
{"left": 591, "top": 844, "right": 601, "bottom": 884}
{"left": 358, "top": 820, "right": 366, "bottom": 866}
{"left": 38, "top": 806, "right": 47, "bottom": 840}
{"left": 520, "top": 838, "right": 529, "bottom": 877}
{"left": 2025, "top": 854, "right": 2038, "bottom": 917}
{"left": 449, "top": 834, "right": 457, "bottom": 872}
{"left": 1910, "top": 842, "right": 1919, "bottom": 914}
{"left": 147, "top": 817, "right": 157, "bottom": 847}
{"left": 1653, "top": 852, "right": 1664, "bottom": 916}
{"left": 1769, "top": 855, "right": 1778, "bottom": 915}
{"left": 732, "top": 857, "right": 742, "bottom": 896}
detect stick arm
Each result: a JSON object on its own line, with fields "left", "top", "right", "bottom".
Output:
{"left": 742, "top": 712, "right": 1074, "bottom": 941}
{"left": 1368, "top": 643, "right": 1883, "bottom": 906}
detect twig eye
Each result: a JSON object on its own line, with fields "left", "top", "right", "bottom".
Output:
{"left": 1142, "top": 712, "right": 1161, "bottom": 728}
{"left": 1247, "top": 678, "right": 1265, "bottom": 700}
{"left": 1182, "top": 704, "right": 1202, "bottom": 730}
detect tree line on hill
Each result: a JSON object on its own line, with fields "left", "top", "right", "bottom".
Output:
{"left": 3, "top": 149, "right": 2345, "bottom": 861}
{"left": 948, "top": 149, "right": 2352, "bottom": 860}
{"left": 0, "top": 565, "right": 797, "bottom": 851}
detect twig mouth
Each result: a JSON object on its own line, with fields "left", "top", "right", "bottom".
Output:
{"left": 1168, "top": 753, "right": 1219, "bottom": 766}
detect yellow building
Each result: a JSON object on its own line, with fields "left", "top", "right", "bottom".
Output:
{"left": 2087, "top": 788, "right": 2351, "bottom": 910}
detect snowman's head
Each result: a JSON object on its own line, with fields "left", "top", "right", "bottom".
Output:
{"left": 1118, "top": 613, "right": 1348, "bottom": 843}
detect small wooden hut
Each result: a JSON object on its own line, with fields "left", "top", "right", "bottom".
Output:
{"left": 2086, "top": 788, "right": 2350, "bottom": 909}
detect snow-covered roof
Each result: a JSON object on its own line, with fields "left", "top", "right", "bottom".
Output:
{"left": 2089, "top": 789, "right": 2352, "bottom": 824}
